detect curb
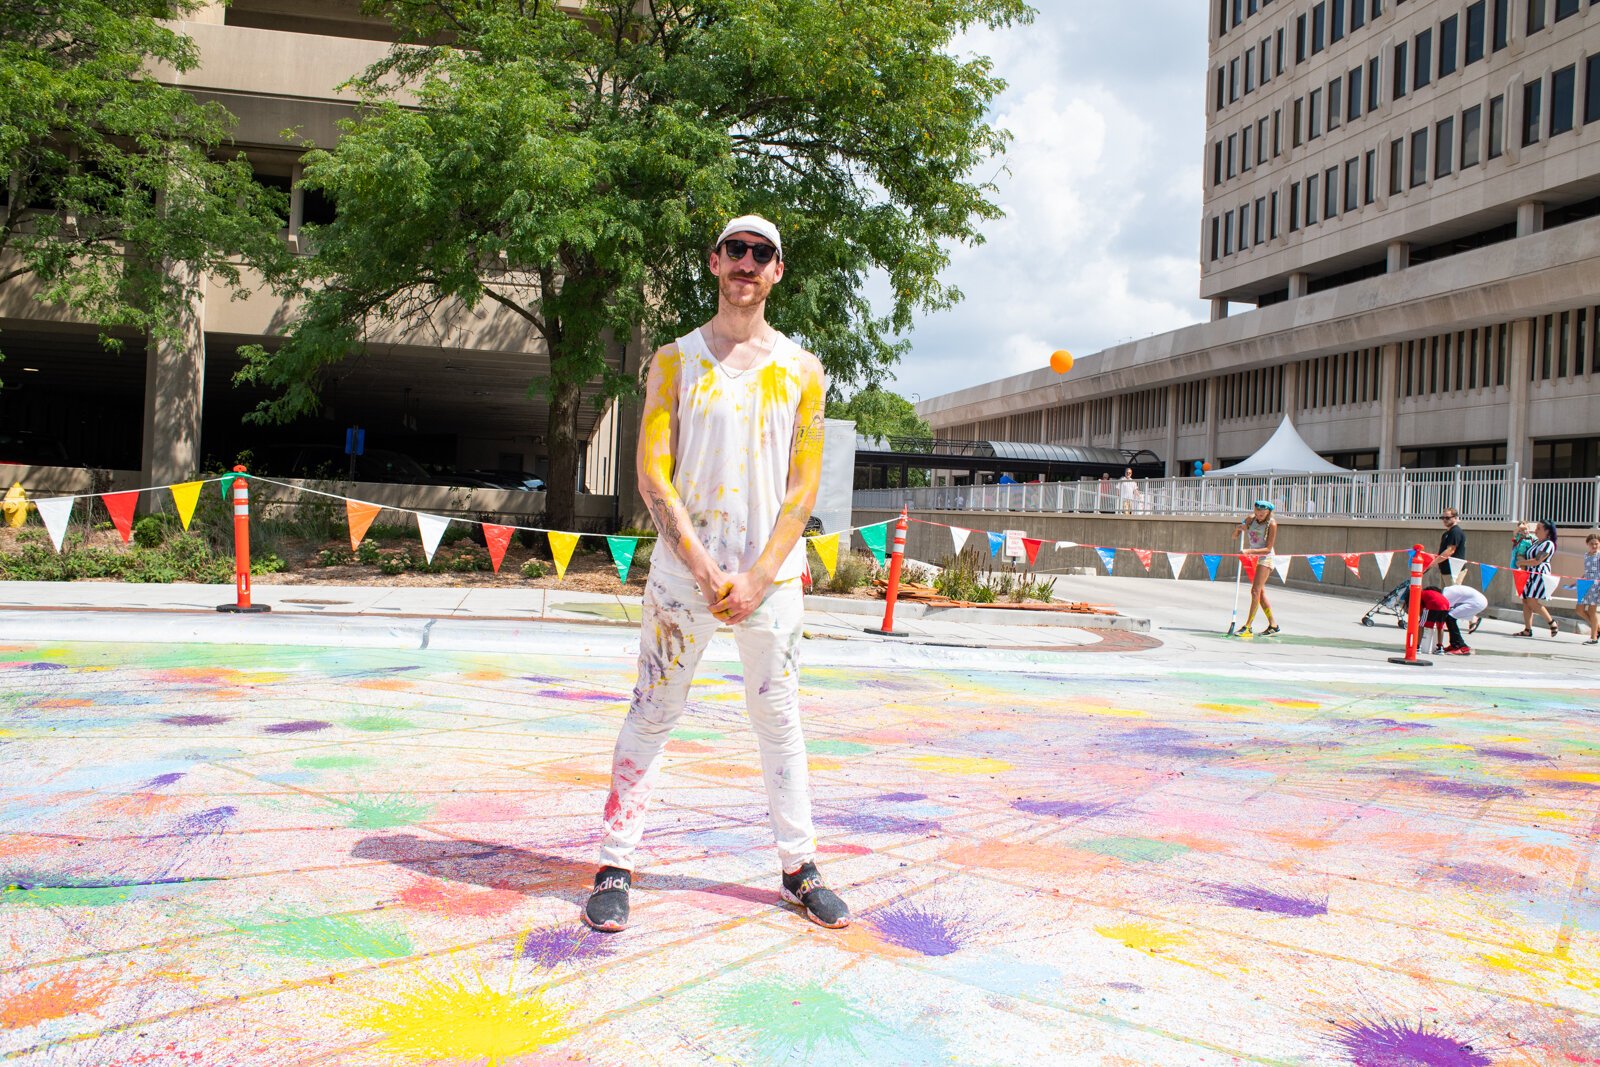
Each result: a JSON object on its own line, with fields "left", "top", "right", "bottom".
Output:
{"left": 804, "top": 595, "right": 1149, "bottom": 631}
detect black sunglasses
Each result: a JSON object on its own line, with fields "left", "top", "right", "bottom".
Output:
{"left": 719, "top": 239, "right": 778, "bottom": 265}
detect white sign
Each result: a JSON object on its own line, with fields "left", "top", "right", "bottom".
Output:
{"left": 1003, "top": 529, "right": 1026, "bottom": 561}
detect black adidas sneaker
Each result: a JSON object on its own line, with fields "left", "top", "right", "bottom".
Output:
{"left": 581, "top": 866, "right": 631, "bottom": 932}
{"left": 781, "top": 861, "right": 850, "bottom": 929}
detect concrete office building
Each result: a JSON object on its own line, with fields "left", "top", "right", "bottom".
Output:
{"left": 0, "top": 0, "right": 636, "bottom": 507}
{"left": 920, "top": 0, "right": 1600, "bottom": 481}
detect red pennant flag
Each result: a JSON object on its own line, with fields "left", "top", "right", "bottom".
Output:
{"left": 1021, "top": 538, "right": 1043, "bottom": 566}
{"left": 1513, "top": 568, "right": 1529, "bottom": 597}
{"left": 1240, "top": 554, "right": 1257, "bottom": 581}
{"left": 1414, "top": 550, "right": 1436, "bottom": 571}
{"left": 482, "top": 523, "right": 514, "bottom": 573}
{"left": 1341, "top": 553, "right": 1362, "bottom": 577}
{"left": 1133, "top": 548, "right": 1152, "bottom": 572}
{"left": 101, "top": 490, "right": 139, "bottom": 544}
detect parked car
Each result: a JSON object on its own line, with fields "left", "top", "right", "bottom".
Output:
{"left": 462, "top": 468, "right": 546, "bottom": 492}
{"left": 0, "top": 430, "right": 72, "bottom": 468}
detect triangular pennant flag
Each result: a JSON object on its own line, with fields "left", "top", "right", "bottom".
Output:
{"left": 416, "top": 513, "right": 450, "bottom": 564}
{"left": 986, "top": 531, "right": 1004, "bottom": 558}
{"left": 1341, "top": 553, "right": 1362, "bottom": 577}
{"left": 1513, "top": 569, "right": 1529, "bottom": 597}
{"left": 547, "top": 530, "right": 579, "bottom": 580}
{"left": 36, "top": 496, "right": 74, "bottom": 552}
{"left": 1546, "top": 574, "right": 1562, "bottom": 598}
{"left": 1447, "top": 558, "right": 1466, "bottom": 580}
{"left": 219, "top": 472, "right": 241, "bottom": 500}
{"left": 1477, "top": 563, "right": 1498, "bottom": 590}
{"left": 483, "top": 523, "right": 514, "bottom": 574}
{"left": 1414, "top": 549, "right": 1436, "bottom": 572}
{"left": 100, "top": 490, "right": 138, "bottom": 544}
{"left": 1055, "top": 540, "right": 1078, "bottom": 549}
{"left": 1271, "top": 554, "right": 1290, "bottom": 582}
{"left": 1094, "top": 546, "right": 1116, "bottom": 574}
{"left": 1374, "top": 551, "right": 1395, "bottom": 578}
{"left": 1131, "top": 548, "right": 1152, "bottom": 571}
{"left": 1203, "top": 554, "right": 1221, "bottom": 581}
{"left": 860, "top": 523, "right": 889, "bottom": 567}
{"left": 1306, "top": 554, "right": 1326, "bottom": 582}
{"left": 810, "top": 532, "right": 840, "bottom": 578}
{"left": 1022, "top": 538, "right": 1044, "bottom": 566}
{"left": 346, "top": 500, "right": 381, "bottom": 551}
{"left": 1577, "top": 579, "right": 1594, "bottom": 603}
{"left": 950, "top": 526, "right": 971, "bottom": 554}
{"left": 606, "top": 535, "right": 639, "bottom": 583}
{"left": 169, "top": 481, "right": 203, "bottom": 531}
{"left": 1165, "top": 552, "right": 1187, "bottom": 579}
{"left": 1240, "top": 555, "right": 1258, "bottom": 582}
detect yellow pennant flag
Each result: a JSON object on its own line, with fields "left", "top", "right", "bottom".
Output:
{"left": 346, "top": 500, "right": 382, "bottom": 551}
{"left": 810, "top": 532, "right": 840, "bottom": 578}
{"left": 169, "top": 481, "right": 203, "bottom": 530}
{"left": 548, "top": 530, "right": 580, "bottom": 580}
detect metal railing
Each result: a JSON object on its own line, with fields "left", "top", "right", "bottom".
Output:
{"left": 854, "top": 464, "right": 1563, "bottom": 523}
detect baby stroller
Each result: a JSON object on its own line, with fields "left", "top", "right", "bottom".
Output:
{"left": 1360, "top": 579, "right": 1411, "bottom": 627}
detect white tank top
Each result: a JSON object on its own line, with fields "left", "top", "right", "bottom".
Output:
{"left": 648, "top": 327, "right": 808, "bottom": 584}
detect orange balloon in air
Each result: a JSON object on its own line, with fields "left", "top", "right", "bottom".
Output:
{"left": 1049, "top": 350, "right": 1074, "bottom": 374}
{"left": 1201, "top": 462, "right": 1212, "bottom": 472}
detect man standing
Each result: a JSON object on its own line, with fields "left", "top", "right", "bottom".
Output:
{"left": 583, "top": 215, "right": 849, "bottom": 933}
{"left": 1433, "top": 508, "right": 1467, "bottom": 583}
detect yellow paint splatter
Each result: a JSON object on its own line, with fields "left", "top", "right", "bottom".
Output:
{"left": 1096, "top": 923, "right": 1187, "bottom": 954}
{"left": 1073, "top": 704, "right": 1151, "bottom": 719}
{"left": 357, "top": 975, "right": 573, "bottom": 1065}
{"left": 1270, "top": 699, "right": 1321, "bottom": 709}
{"left": 1532, "top": 809, "right": 1573, "bottom": 821}
{"left": 910, "top": 755, "right": 1012, "bottom": 775}
{"left": 1533, "top": 770, "right": 1600, "bottom": 785}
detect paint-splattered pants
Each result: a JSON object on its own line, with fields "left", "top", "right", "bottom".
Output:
{"left": 597, "top": 570, "right": 815, "bottom": 872}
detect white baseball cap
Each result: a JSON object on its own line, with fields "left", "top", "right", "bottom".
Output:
{"left": 715, "top": 214, "right": 782, "bottom": 259}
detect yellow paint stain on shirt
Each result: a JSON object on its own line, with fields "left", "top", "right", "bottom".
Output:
{"left": 355, "top": 974, "right": 572, "bottom": 1065}
{"left": 910, "top": 755, "right": 1012, "bottom": 775}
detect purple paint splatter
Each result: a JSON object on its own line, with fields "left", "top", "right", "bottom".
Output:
{"left": 170, "top": 806, "right": 237, "bottom": 835}
{"left": 1331, "top": 1017, "right": 1491, "bottom": 1067}
{"left": 866, "top": 901, "right": 972, "bottom": 956}
{"left": 1208, "top": 883, "right": 1328, "bottom": 917}
{"left": 877, "top": 792, "right": 926, "bottom": 803}
{"left": 1114, "top": 727, "right": 1213, "bottom": 759}
{"left": 1012, "top": 799, "right": 1118, "bottom": 819}
{"left": 163, "top": 714, "right": 230, "bottom": 727}
{"left": 1432, "top": 862, "right": 1532, "bottom": 893}
{"left": 1420, "top": 779, "right": 1522, "bottom": 800}
{"left": 16, "top": 662, "right": 68, "bottom": 671}
{"left": 530, "top": 688, "right": 618, "bottom": 702}
{"left": 817, "top": 812, "right": 940, "bottom": 835}
{"left": 1473, "top": 747, "right": 1551, "bottom": 763}
{"left": 262, "top": 720, "right": 332, "bottom": 734}
{"left": 517, "top": 926, "right": 617, "bottom": 966}
{"left": 145, "top": 772, "right": 185, "bottom": 788}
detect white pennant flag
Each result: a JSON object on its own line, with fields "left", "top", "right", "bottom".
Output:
{"left": 1546, "top": 574, "right": 1562, "bottom": 597}
{"left": 950, "top": 526, "right": 971, "bottom": 554}
{"left": 1448, "top": 558, "right": 1466, "bottom": 581}
{"left": 1271, "top": 554, "right": 1291, "bottom": 582}
{"left": 36, "top": 495, "right": 75, "bottom": 552}
{"left": 1374, "top": 551, "right": 1395, "bottom": 579}
{"left": 1165, "top": 552, "right": 1187, "bottom": 579}
{"left": 1055, "top": 540, "right": 1078, "bottom": 549}
{"left": 416, "top": 513, "right": 451, "bottom": 564}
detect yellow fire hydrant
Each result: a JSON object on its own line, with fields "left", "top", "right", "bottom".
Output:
{"left": 2, "top": 482, "right": 27, "bottom": 528}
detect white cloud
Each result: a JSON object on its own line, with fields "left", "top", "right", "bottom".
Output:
{"left": 885, "top": 3, "right": 1210, "bottom": 403}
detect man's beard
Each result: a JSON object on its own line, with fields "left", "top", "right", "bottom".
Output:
{"left": 718, "top": 272, "right": 771, "bottom": 308}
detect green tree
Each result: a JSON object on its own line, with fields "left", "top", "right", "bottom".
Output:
{"left": 0, "top": 1, "right": 291, "bottom": 364}
{"left": 236, "top": 0, "right": 1029, "bottom": 529}
{"left": 829, "top": 385, "right": 933, "bottom": 487}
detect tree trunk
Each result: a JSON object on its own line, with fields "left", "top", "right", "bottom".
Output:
{"left": 546, "top": 373, "right": 582, "bottom": 532}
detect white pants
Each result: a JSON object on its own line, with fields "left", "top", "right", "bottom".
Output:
{"left": 597, "top": 570, "right": 815, "bottom": 872}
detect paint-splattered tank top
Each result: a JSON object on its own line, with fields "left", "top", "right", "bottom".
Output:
{"left": 648, "top": 327, "right": 808, "bottom": 584}
{"left": 1243, "top": 518, "right": 1272, "bottom": 551}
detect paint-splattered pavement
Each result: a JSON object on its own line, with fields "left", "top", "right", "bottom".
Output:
{"left": 4, "top": 636, "right": 1599, "bottom": 1066}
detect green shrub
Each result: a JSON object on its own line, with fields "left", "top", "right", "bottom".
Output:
{"left": 520, "top": 559, "right": 547, "bottom": 579}
{"left": 823, "top": 550, "right": 879, "bottom": 594}
{"left": 355, "top": 540, "right": 382, "bottom": 565}
{"left": 317, "top": 548, "right": 353, "bottom": 567}
{"left": 133, "top": 515, "right": 167, "bottom": 549}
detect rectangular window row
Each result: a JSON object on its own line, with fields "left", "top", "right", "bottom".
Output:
{"left": 1218, "top": 365, "right": 1285, "bottom": 422}
{"left": 1120, "top": 388, "right": 1168, "bottom": 434}
{"left": 1044, "top": 403, "right": 1084, "bottom": 443}
{"left": 1533, "top": 304, "right": 1600, "bottom": 382}
{"left": 1178, "top": 381, "right": 1209, "bottom": 426}
{"left": 1392, "top": 1, "right": 1503, "bottom": 106}
{"left": 1401, "top": 325, "right": 1510, "bottom": 398}
{"left": 1522, "top": 57, "right": 1599, "bottom": 146}
{"left": 1296, "top": 348, "right": 1383, "bottom": 411}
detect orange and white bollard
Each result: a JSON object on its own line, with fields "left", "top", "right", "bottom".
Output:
{"left": 1386, "top": 543, "right": 1429, "bottom": 667}
{"left": 866, "top": 507, "right": 909, "bottom": 637}
{"left": 217, "top": 465, "right": 270, "bottom": 614}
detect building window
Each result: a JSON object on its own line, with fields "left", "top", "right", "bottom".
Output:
{"left": 1230, "top": 57, "right": 1240, "bottom": 102}
{"left": 1260, "top": 39, "right": 1271, "bottom": 84}
{"left": 1368, "top": 56, "right": 1381, "bottom": 111}
{"left": 1492, "top": 0, "right": 1509, "bottom": 50}
{"left": 1332, "top": 0, "right": 1346, "bottom": 42}
{"left": 1290, "top": 181, "right": 1302, "bottom": 230}
{"left": 1488, "top": 94, "right": 1505, "bottom": 157}
{"left": 1215, "top": 68, "right": 1226, "bottom": 112}
{"left": 1345, "top": 157, "right": 1360, "bottom": 211}
{"left": 1587, "top": 55, "right": 1600, "bottom": 126}
{"left": 1363, "top": 148, "right": 1377, "bottom": 202}
{"left": 1414, "top": 30, "right": 1432, "bottom": 90}
{"left": 1227, "top": 133, "right": 1237, "bottom": 177}
{"left": 1210, "top": 216, "right": 1220, "bottom": 261}
{"left": 1329, "top": 77, "right": 1343, "bottom": 129}
{"left": 1393, "top": 41, "right": 1408, "bottom": 99}
{"left": 1254, "top": 196, "right": 1266, "bottom": 244}
{"left": 1555, "top": 0, "right": 1578, "bottom": 19}
{"left": 1523, "top": 79, "right": 1543, "bottom": 146}
{"left": 1465, "top": 2, "right": 1486, "bottom": 64}
{"left": 1439, "top": 16, "right": 1458, "bottom": 78}
{"left": 1527, "top": 0, "right": 1546, "bottom": 33}
{"left": 1293, "top": 97, "right": 1305, "bottom": 146}
{"left": 1224, "top": 211, "right": 1235, "bottom": 255}
{"left": 1273, "top": 108, "right": 1282, "bottom": 155}
{"left": 1390, "top": 137, "right": 1405, "bottom": 194}
{"left": 1257, "top": 117, "right": 1269, "bottom": 164}
{"left": 1213, "top": 141, "right": 1224, "bottom": 185}
{"left": 1349, "top": 66, "right": 1364, "bottom": 119}
{"left": 1325, "top": 166, "right": 1340, "bottom": 218}
{"left": 1461, "top": 103, "right": 1482, "bottom": 168}
{"left": 1239, "top": 202, "right": 1251, "bottom": 250}
{"left": 1436, "top": 116, "right": 1455, "bottom": 177}
{"left": 1313, "top": 2, "right": 1327, "bottom": 52}
{"left": 1310, "top": 89, "right": 1323, "bottom": 138}
{"left": 1245, "top": 50, "right": 1255, "bottom": 93}
{"left": 1550, "top": 64, "right": 1575, "bottom": 136}
{"left": 1276, "top": 27, "right": 1286, "bottom": 75}
{"left": 1352, "top": 0, "right": 1366, "bottom": 30}
{"left": 1242, "top": 127, "right": 1253, "bottom": 171}
{"left": 1410, "top": 128, "right": 1428, "bottom": 187}
{"left": 1270, "top": 190, "right": 1280, "bottom": 237}
{"left": 1296, "top": 14, "right": 1308, "bottom": 63}
{"left": 1307, "top": 174, "right": 1320, "bottom": 224}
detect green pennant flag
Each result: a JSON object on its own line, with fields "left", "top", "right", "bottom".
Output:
{"left": 606, "top": 535, "right": 639, "bottom": 582}
{"left": 859, "top": 522, "right": 889, "bottom": 566}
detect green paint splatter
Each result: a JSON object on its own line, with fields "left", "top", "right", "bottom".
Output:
{"left": 807, "top": 740, "right": 872, "bottom": 756}
{"left": 4, "top": 883, "right": 136, "bottom": 907}
{"left": 673, "top": 729, "right": 725, "bottom": 741}
{"left": 296, "top": 755, "right": 376, "bottom": 770}
{"left": 346, "top": 714, "right": 418, "bottom": 732}
{"left": 1073, "top": 837, "right": 1189, "bottom": 863}
{"left": 237, "top": 911, "right": 413, "bottom": 959}
{"left": 713, "top": 980, "right": 883, "bottom": 1061}
{"left": 342, "top": 794, "right": 435, "bottom": 829}
{"left": 549, "top": 601, "right": 641, "bottom": 622}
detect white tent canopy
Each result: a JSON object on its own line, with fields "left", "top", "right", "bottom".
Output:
{"left": 1206, "top": 416, "right": 1350, "bottom": 476}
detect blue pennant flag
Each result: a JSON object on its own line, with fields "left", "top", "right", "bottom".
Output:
{"left": 1306, "top": 554, "right": 1325, "bottom": 582}
{"left": 1477, "top": 563, "right": 1498, "bottom": 590}
{"left": 1203, "top": 554, "right": 1221, "bottom": 581}
{"left": 1095, "top": 546, "right": 1116, "bottom": 574}
{"left": 1576, "top": 579, "right": 1594, "bottom": 603}
{"left": 986, "top": 531, "right": 1004, "bottom": 557}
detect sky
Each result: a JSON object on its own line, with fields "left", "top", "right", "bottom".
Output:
{"left": 884, "top": 2, "right": 1212, "bottom": 405}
